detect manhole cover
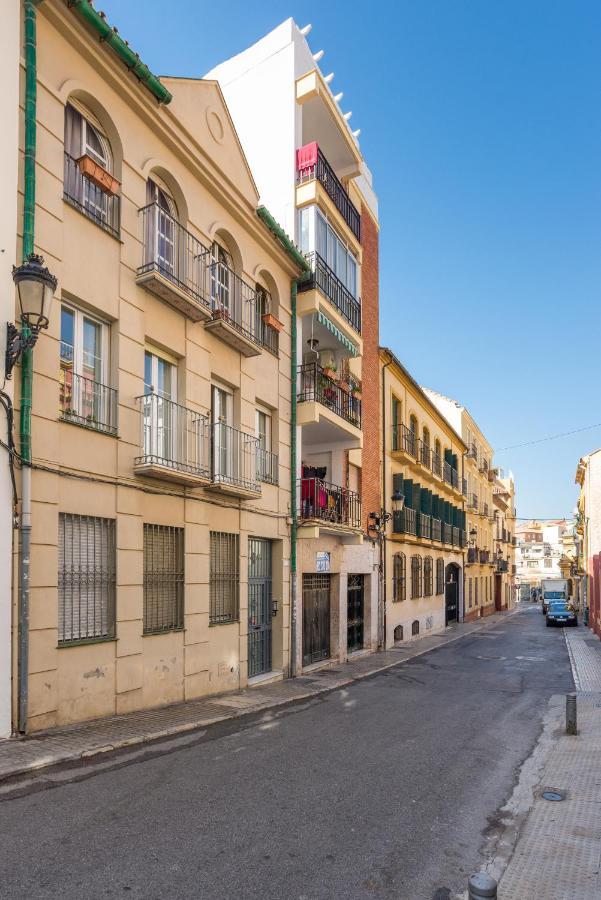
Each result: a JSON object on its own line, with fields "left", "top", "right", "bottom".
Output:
{"left": 542, "top": 790, "right": 564, "bottom": 802}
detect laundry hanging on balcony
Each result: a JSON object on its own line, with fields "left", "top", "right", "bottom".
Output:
{"left": 316, "top": 311, "right": 358, "bottom": 356}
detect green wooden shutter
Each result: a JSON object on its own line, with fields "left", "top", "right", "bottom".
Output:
{"left": 403, "top": 479, "right": 413, "bottom": 510}
{"left": 392, "top": 473, "right": 404, "bottom": 496}
{"left": 413, "top": 483, "right": 421, "bottom": 512}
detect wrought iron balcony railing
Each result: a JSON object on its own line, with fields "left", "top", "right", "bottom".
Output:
{"left": 59, "top": 369, "right": 118, "bottom": 436}
{"left": 431, "top": 518, "right": 442, "bottom": 542}
{"left": 64, "top": 152, "right": 120, "bottom": 238}
{"left": 417, "top": 512, "right": 432, "bottom": 540}
{"left": 136, "top": 393, "right": 210, "bottom": 479}
{"left": 299, "top": 251, "right": 361, "bottom": 334}
{"left": 391, "top": 423, "right": 416, "bottom": 457}
{"left": 496, "top": 559, "right": 509, "bottom": 573}
{"left": 298, "top": 146, "right": 361, "bottom": 240}
{"left": 211, "top": 422, "right": 260, "bottom": 493}
{"left": 452, "top": 526, "right": 461, "bottom": 547}
{"left": 462, "top": 478, "right": 468, "bottom": 497}
{"left": 257, "top": 448, "right": 279, "bottom": 486}
{"left": 442, "top": 523, "right": 453, "bottom": 545}
{"left": 467, "top": 547, "right": 478, "bottom": 564}
{"left": 297, "top": 363, "right": 361, "bottom": 429}
{"left": 393, "top": 506, "right": 417, "bottom": 536}
{"left": 419, "top": 440, "right": 431, "bottom": 468}
{"left": 479, "top": 549, "right": 490, "bottom": 564}
{"left": 432, "top": 452, "right": 442, "bottom": 478}
{"left": 443, "top": 462, "right": 459, "bottom": 489}
{"left": 299, "top": 477, "right": 361, "bottom": 529}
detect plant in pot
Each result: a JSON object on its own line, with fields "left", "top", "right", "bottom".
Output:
{"left": 322, "top": 362, "right": 337, "bottom": 381}
{"left": 261, "top": 311, "right": 283, "bottom": 332}
{"left": 77, "top": 155, "right": 120, "bottom": 196}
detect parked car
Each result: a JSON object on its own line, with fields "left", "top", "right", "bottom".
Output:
{"left": 546, "top": 600, "right": 578, "bottom": 627}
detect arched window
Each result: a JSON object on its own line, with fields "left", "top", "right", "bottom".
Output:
{"left": 393, "top": 552, "right": 406, "bottom": 602}
{"left": 411, "top": 555, "right": 422, "bottom": 599}
{"left": 424, "top": 556, "right": 433, "bottom": 596}
{"left": 210, "top": 240, "right": 233, "bottom": 313}
{"left": 436, "top": 558, "right": 445, "bottom": 594}
{"left": 422, "top": 426, "right": 430, "bottom": 447}
{"left": 412, "top": 619, "right": 420, "bottom": 637}
{"left": 408, "top": 414, "right": 418, "bottom": 457}
{"left": 146, "top": 177, "right": 178, "bottom": 276}
{"left": 394, "top": 624, "right": 404, "bottom": 643}
{"left": 64, "top": 101, "right": 118, "bottom": 235}
{"left": 433, "top": 438, "right": 442, "bottom": 476}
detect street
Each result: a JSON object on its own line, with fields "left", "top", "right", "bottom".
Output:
{"left": 0, "top": 607, "right": 574, "bottom": 900}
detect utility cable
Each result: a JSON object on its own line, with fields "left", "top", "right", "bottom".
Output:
{"left": 497, "top": 422, "right": 601, "bottom": 452}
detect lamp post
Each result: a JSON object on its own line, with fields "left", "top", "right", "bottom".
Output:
{"left": 369, "top": 490, "right": 405, "bottom": 650}
{"left": 9, "top": 253, "right": 57, "bottom": 734}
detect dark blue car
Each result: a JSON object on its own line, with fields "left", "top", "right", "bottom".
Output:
{"left": 546, "top": 600, "right": 578, "bottom": 627}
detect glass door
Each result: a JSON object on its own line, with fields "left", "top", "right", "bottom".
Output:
{"left": 212, "top": 385, "right": 233, "bottom": 482}
{"left": 144, "top": 352, "right": 176, "bottom": 465}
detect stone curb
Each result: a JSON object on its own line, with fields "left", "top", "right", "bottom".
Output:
{"left": 0, "top": 608, "right": 520, "bottom": 784}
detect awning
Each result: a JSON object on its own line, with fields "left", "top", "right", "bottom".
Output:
{"left": 316, "top": 310, "right": 358, "bottom": 357}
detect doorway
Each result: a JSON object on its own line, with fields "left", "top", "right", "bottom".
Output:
{"left": 302, "top": 574, "right": 331, "bottom": 666}
{"left": 445, "top": 563, "right": 460, "bottom": 624}
{"left": 248, "top": 538, "right": 272, "bottom": 677}
{"left": 347, "top": 574, "right": 364, "bottom": 653}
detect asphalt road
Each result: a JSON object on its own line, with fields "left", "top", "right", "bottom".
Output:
{"left": 0, "top": 605, "right": 574, "bottom": 900}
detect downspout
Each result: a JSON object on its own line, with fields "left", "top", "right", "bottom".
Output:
{"left": 256, "top": 207, "right": 309, "bottom": 677}
{"left": 461, "top": 450, "right": 467, "bottom": 622}
{"left": 380, "top": 354, "right": 393, "bottom": 649}
{"left": 18, "top": 0, "right": 39, "bottom": 734}
{"left": 67, "top": 1, "right": 172, "bottom": 105}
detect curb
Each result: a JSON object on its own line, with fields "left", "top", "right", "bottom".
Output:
{"left": 0, "top": 608, "right": 521, "bottom": 784}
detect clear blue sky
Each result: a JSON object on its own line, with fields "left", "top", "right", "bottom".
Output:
{"left": 99, "top": 0, "right": 601, "bottom": 520}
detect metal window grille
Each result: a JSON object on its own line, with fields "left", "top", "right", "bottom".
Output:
{"left": 468, "top": 578, "right": 473, "bottom": 608}
{"left": 436, "top": 558, "right": 445, "bottom": 595}
{"left": 58, "top": 513, "right": 116, "bottom": 644}
{"left": 210, "top": 531, "right": 239, "bottom": 624}
{"left": 394, "top": 624, "right": 404, "bottom": 642}
{"left": 411, "top": 555, "right": 423, "bottom": 599}
{"left": 412, "top": 619, "right": 420, "bottom": 637}
{"left": 392, "top": 552, "right": 406, "bottom": 602}
{"left": 424, "top": 556, "right": 433, "bottom": 597}
{"left": 143, "top": 524, "right": 184, "bottom": 634}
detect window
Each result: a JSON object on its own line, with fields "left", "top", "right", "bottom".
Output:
{"left": 409, "top": 414, "right": 417, "bottom": 435}
{"left": 58, "top": 513, "right": 115, "bottom": 644}
{"left": 146, "top": 177, "right": 177, "bottom": 275}
{"left": 210, "top": 532, "right": 239, "bottom": 623}
{"left": 424, "top": 556, "right": 433, "bottom": 596}
{"left": 544, "top": 559, "right": 552, "bottom": 568}
{"left": 256, "top": 406, "right": 277, "bottom": 485}
{"left": 412, "top": 620, "right": 420, "bottom": 637}
{"left": 300, "top": 206, "right": 359, "bottom": 298}
{"left": 393, "top": 552, "right": 406, "bottom": 602}
{"left": 394, "top": 624, "right": 404, "bottom": 643}
{"left": 143, "top": 524, "right": 184, "bottom": 634}
{"left": 142, "top": 351, "right": 177, "bottom": 464}
{"left": 475, "top": 577, "right": 479, "bottom": 605}
{"left": 63, "top": 102, "right": 118, "bottom": 235}
{"left": 411, "top": 555, "right": 423, "bottom": 599}
{"left": 212, "top": 384, "right": 235, "bottom": 483}
{"left": 468, "top": 578, "right": 472, "bottom": 608}
{"left": 391, "top": 397, "right": 402, "bottom": 450}
{"left": 60, "top": 304, "right": 115, "bottom": 433}
{"left": 436, "top": 558, "right": 444, "bottom": 594}
{"left": 210, "top": 241, "right": 232, "bottom": 312}
{"left": 422, "top": 427, "right": 430, "bottom": 448}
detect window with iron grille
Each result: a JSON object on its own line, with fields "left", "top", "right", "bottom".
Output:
{"left": 411, "top": 555, "right": 422, "bottom": 599}
{"left": 58, "top": 513, "right": 116, "bottom": 644}
{"left": 424, "top": 556, "right": 433, "bottom": 596}
{"left": 143, "top": 524, "right": 184, "bottom": 634}
{"left": 436, "top": 558, "right": 444, "bottom": 595}
{"left": 210, "top": 531, "right": 239, "bottom": 624}
{"left": 468, "top": 577, "right": 473, "bottom": 607}
{"left": 392, "top": 552, "right": 406, "bottom": 602}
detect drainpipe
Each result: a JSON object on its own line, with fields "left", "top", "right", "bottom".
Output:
{"left": 380, "top": 354, "right": 393, "bottom": 649}
{"left": 17, "top": 0, "right": 39, "bottom": 734}
{"left": 256, "top": 207, "right": 309, "bottom": 676}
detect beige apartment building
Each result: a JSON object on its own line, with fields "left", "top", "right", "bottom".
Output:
{"left": 12, "top": 1, "right": 303, "bottom": 732}
{"left": 424, "top": 391, "right": 496, "bottom": 621}
{"left": 492, "top": 473, "right": 516, "bottom": 610}
{"left": 381, "top": 350, "right": 466, "bottom": 645}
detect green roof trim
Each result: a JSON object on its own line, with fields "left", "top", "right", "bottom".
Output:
{"left": 68, "top": 1, "right": 172, "bottom": 105}
{"left": 316, "top": 310, "right": 358, "bottom": 356}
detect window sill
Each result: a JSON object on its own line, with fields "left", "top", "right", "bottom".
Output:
{"left": 142, "top": 627, "right": 185, "bottom": 637}
{"left": 59, "top": 414, "right": 118, "bottom": 438}
{"left": 58, "top": 636, "right": 116, "bottom": 649}
{"left": 209, "top": 619, "right": 239, "bottom": 627}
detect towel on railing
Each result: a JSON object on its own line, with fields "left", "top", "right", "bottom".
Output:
{"left": 296, "top": 142, "right": 318, "bottom": 175}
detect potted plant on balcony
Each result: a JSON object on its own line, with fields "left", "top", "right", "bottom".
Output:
{"left": 77, "top": 154, "right": 120, "bottom": 196}
{"left": 350, "top": 381, "right": 362, "bottom": 401}
{"left": 262, "top": 311, "right": 283, "bottom": 332}
{"left": 322, "top": 362, "right": 337, "bottom": 381}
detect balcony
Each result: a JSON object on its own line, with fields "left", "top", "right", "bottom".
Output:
{"left": 417, "top": 512, "right": 432, "bottom": 540}
{"left": 452, "top": 526, "right": 461, "bottom": 547}
{"left": 496, "top": 559, "right": 509, "bottom": 573}
{"left": 299, "top": 252, "right": 361, "bottom": 334}
{"left": 462, "top": 478, "right": 468, "bottom": 497}
{"left": 299, "top": 477, "right": 361, "bottom": 530}
{"left": 393, "top": 506, "right": 417, "bottom": 536}
{"left": 419, "top": 440, "right": 432, "bottom": 469}
{"left": 297, "top": 144, "right": 361, "bottom": 240}
{"left": 210, "top": 422, "right": 261, "bottom": 497}
{"left": 134, "top": 394, "right": 210, "bottom": 485}
{"left": 467, "top": 547, "right": 478, "bottom": 564}
{"left": 443, "top": 462, "right": 460, "bottom": 491}
{"left": 442, "top": 523, "right": 453, "bottom": 545}
{"left": 432, "top": 452, "right": 442, "bottom": 478}
{"left": 257, "top": 448, "right": 279, "bottom": 486}
{"left": 391, "top": 423, "right": 416, "bottom": 458}
{"left": 137, "top": 204, "right": 278, "bottom": 357}
{"left": 59, "top": 370, "right": 118, "bottom": 436}
{"left": 479, "top": 550, "right": 490, "bottom": 564}
{"left": 297, "top": 363, "right": 362, "bottom": 446}
{"left": 64, "top": 152, "right": 120, "bottom": 238}
{"left": 431, "top": 518, "right": 442, "bottom": 542}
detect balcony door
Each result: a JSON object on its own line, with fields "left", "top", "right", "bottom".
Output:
{"left": 210, "top": 242, "right": 232, "bottom": 315}
{"left": 147, "top": 178, "right": 177, "bottom": 277}
{"left": 212, "top": 385, "right": 234, "bottom": 482}
{"left": 60, "top": 304, "right": 108, "bottom": 426}
{"left": 144, "top": 351, "right": 177, "bottom": 465}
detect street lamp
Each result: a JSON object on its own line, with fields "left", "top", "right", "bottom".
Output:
{"left": 6, "top": 254, "right": 57, "bottom": 379}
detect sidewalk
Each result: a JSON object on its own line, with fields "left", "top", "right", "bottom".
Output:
{"left": 496, "top": 626, "right": 601, "bottom": 899}
{"left": 0, "top": 609, "right": 514, "bottom": 784}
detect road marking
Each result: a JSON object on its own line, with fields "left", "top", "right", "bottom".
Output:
{"left": 515, "top": 656, "right": 545, "bottom": 662}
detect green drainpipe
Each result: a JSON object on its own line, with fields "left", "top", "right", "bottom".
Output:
{"left": 68, "top": 1, "right": 172, "bottom": 105}
{"left": 256, "top": 207, "right": 309, "bottom": 676}
{"left": 18, "top": 0, "right": 39, "bottom": 734}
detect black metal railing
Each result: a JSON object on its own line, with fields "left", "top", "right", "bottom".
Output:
{"left": 59, "top": 370, "right": 118, "bottom": 435}
{"left": 393, "top": 507, "right": 417, "bottom": 536}
{"left": 211, "top": 422, "right": 260, "bottom": 493}
{"left": 299, "top": 478, "right": 361, "bottom": 528}
{"left": 496, "top": 559, "right": 509, "bottom": 573}
{"left": 479, "top": 550, "right": 490, "bottom": 564}
{"left": 431, "top": 518, "right": 442, "bottom": 542}
{"left": 442, "top": 523, "right": 453, "bottom": 545}
{"left": 64, "top": 152, "right": 120, "bottom": 238}
{"left": 257, "top": 448, "right": 279, "bottom": 486}
{"left": 462, "top": 478, "right": 468, "bottom": 497}
{"left": 392, "top": 423, "right": 416, "bottom": 456}
{"left": 297, "top": 363, "right": 361, "bottom": 429}
{"left": 298, "top": 148, "right": 361, "bottom": 240}
{"left": 418, "top": 512, "right": 432, "bottom": 540}
{"left": 299, "top": 252, "right": 361, "bottom": 334}
{"left": 432, "top": 452, "right": 442, "bottom": 477}
{"left": 138, "top": 203, "right": 278, "bottom": 355}
{"left": 419, "top": 441, "right": 431, "bottom": 468}
{"left": 467, "top": 547, "right": 477, "bottom": 564}
{"left": 452, "top": 526, "right": 461, "bottom": 547}
{"left": 443, "top": 461, "right": 459, "bottom": 489}
{"left": 136, "top": 393, "right": 210, "bottom": 479}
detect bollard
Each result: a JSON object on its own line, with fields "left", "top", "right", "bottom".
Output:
{"left": 468, "top": 872, "right": 497, "bottom": 899}
{"left": 566, "top": 692, "right": 577, "bottom": 735}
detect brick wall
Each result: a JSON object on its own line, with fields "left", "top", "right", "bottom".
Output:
{"left": 360, "top": 207, "right": 380, "bottom": 532}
